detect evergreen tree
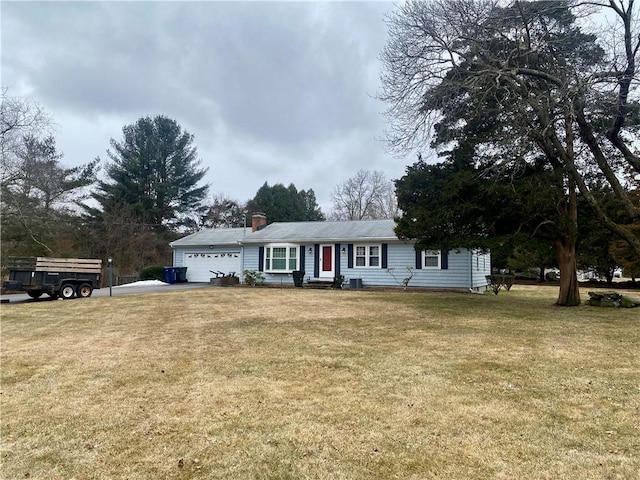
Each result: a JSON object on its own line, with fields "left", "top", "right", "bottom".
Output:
{"left": 246, "top": 182, "right": 324, "bottom": 223}
{"left": 89, "top": 115, "right": 209, "bottom": 231}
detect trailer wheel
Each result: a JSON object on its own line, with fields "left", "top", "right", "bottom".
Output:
{"left": 27, "top": 291, "right": 43, "bottom": 299}
{"left": 76, "top": 283, "right": 93, "bottom": 298}
{"left": 60, "top": 283, "right": 76, "bottom": 299}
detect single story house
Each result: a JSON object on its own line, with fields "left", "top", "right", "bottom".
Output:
{"left": 170, "top": 215, "right": 491, "bottom": 291}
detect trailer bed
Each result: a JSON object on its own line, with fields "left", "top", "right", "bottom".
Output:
{"left": 4, "top": 257, "right": 102, "bottom": 299}
{"left": 7, "top": 257, "right": 102, "bottom": 273}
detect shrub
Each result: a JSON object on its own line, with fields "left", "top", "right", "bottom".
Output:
{"left": 485, "top": 274, "right": 516, "bottom": 295}
{"left": 387, "top": 266, "right": 415, "bottom": 290}
{"left": 243, "top": 270, "right": 264, "bottom": 286}
{"left": 140, "top": 265, "right": 164, "bottom": 281}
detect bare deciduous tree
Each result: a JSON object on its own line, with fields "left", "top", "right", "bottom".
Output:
{"left": 329, "top": 170, "right": 398, "bottom": 220}
{"left": 202, "top": 194, "right": 247, "bottom": 229}
{"left": 1, "top": 92, "right": 98, "bottom": 257}
{"left": 1, "top": 89, "right": 52, "bottom": 188}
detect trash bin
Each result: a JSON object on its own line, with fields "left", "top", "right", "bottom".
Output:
{"left": 175, "top": 267, "right": 188, "bottom": 283}
{"left": 349, "top": 278, "right": 363, "bottom": 289}
{"left": 163, "top": 267, "right": 177, "bottom": 284}
{"left": 292, "top": 270, "right": 305, "bottom": 287}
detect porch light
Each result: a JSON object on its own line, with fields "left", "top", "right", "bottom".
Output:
{"left": 308, "top": 247, "right": 313, "bottom": 254}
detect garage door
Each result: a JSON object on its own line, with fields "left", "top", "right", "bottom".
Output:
{"left": 183, "top": 251, "right": 241, "bottom": 282}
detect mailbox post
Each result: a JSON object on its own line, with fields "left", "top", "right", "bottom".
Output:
{"left": 108, "top": 256, "right": 113, "bottom": 297}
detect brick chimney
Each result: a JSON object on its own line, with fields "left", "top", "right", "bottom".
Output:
{"left": 251, "top": 214, "right": 267, "bottom": 232}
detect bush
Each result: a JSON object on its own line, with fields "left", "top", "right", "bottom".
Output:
{"left": 140, "top": 265, "right": 164, "bottom": 281}
{"left": 243, "top": 270, "right": 265, "bottom": 286}
{"left": 485, "top": 274, "right": 516, "bottom": 295}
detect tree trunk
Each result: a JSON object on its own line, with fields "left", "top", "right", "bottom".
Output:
{"left": 555, "top": 112, "right": 581, "bottom": 307}
{"left": 555, "top": 238, "right": 581, "bottom": 306}
{"left": 605, "top": 270, "right": 614, "bottom": 284}
{"left": 555, "top": 167, "right": 580, "bottom": 306}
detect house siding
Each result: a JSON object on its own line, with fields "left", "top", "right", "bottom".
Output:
{"left": 243, "top": 245, "right": 315, "bottom": 284}
{"left": 471, "top": 250, "right": 492, "bottom": 289}
{"left": 242, "top": 242, "right": 486, "bottom": 290}
{"left": 342, "top": 242, "right": 471, "bottom": 289}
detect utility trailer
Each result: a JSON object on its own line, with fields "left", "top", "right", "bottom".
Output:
{"left": 3, "top": 257, "right": 102, "bottom": 299}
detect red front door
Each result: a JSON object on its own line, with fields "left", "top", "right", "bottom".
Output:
{"left": 321, "top": 245, "right": 333, "bottom": 277}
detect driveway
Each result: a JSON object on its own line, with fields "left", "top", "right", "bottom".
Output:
{"left": 1, "top": 282, "right": 211, "bottom": 305}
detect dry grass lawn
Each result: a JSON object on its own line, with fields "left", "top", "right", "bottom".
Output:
{"left": 1, "top": 285, "right": 639, "bottom": 479}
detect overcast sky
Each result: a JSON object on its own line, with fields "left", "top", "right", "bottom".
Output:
{"left": 2, "top": 0, "right": 419, "bottom": 214}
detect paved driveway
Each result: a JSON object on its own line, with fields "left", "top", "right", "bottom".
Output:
{"left": 1, "top": 282, "right": 211, "bottom": 305}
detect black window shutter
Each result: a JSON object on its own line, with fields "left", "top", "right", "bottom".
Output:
{"left": 415, "top": 249, "right": 422, "bottom": 269}
{"left": 347, "top": 244, "right": 354, "bottom": 268}
{"left": 258, "top": 247, "right": 264, "bottom": 272}
{"left": 313, "top": 244, "right": 320, "bottom": 278}
{"left": 299, "top": 246, "right": 305, "bottom": 273}
{"left": 441, "top": 250, "right": 449, "bottom": 270}
{"left": 381, "top": 243, "right": 388, "bottom": 269}
{"left": 334, "top": 243, "right": 340, "bottom": 277}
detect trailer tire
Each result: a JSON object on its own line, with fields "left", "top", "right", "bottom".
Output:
{"left": 76, "top": 283, "right": 93, "bottom": 298}
{"left": 27, "top": 291, "right": 43, "bottom": 299}
{"left": 60, "top": 283, "right": 76, "bottom": 299}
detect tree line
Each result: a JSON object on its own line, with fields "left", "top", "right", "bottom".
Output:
{"left": 1, "top": 91, "right": 397, "bottom": 275}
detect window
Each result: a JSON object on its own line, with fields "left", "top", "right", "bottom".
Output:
{"left": 354, "top": 244, "right": 380, "bottom": 268}
{"left": 264, "top": 245, "right": 298, "bottom": 272}
{"left": 423, "top": 250, "right": 441, "bottom": 269}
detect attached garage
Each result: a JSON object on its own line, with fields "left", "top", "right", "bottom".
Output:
{"left": 182, "top": 250, "right": 241, "bottom": 282}
{"left": 170, "top": 227, "right": 247, "bottom": 283}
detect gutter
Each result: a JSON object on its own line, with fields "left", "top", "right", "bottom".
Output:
{"left": 239, "top": 237, "right": 399, "bottom": 245}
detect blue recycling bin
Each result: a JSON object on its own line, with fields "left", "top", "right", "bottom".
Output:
{"left": 163, "top": 267, "right": 177, "bottom": 284}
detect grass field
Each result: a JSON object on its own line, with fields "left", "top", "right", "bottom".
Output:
{"left": 1, "top": 285, "right": 639, "bottom": 479}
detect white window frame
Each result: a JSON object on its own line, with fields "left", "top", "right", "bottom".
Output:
{"left": 423, "top": 250, "right": 441, "bottom": 269}
{"left": 353, "top": 244, "right": 382, "bottom": 268}
{"left": 264, "top": 244, "right": 299, "bottom": 273}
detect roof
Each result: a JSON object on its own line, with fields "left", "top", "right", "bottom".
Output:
{"left": 169, "top": 227, "right": 247, "bottom": 247}
{"left": 240, "top": 219, "right": 398, "bottom": 244}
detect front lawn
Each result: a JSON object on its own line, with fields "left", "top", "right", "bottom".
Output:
{"left": 1, "top": 286, "right": 638, "bottom": 479}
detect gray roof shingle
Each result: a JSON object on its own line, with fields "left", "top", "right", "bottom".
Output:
{"left": 170, "top": 220, "right": 400, "bottom": 248}
{"left": 240, "top": 219, "right": 397, "bottom": 244}
{"left": 169, "top": 227, "right": 247, "bottom": 247}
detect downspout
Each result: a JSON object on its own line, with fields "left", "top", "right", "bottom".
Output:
{"left": 239, "top": 215, "right": 247, "bottom": 284}
{"left": 469, "top": 249, "right": 474, "bottom": 292}
{"left": 238, "top": 240, "right": 244, "bottom": 284}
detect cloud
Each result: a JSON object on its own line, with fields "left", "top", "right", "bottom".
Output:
{"left": 2, "top": 0, "right": 407, "bottom": 214}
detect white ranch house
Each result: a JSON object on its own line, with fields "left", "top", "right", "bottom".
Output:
{"left": 170, "top": 215, "right": 491, "bottom": 290}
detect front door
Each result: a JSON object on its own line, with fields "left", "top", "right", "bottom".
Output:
{"left": 320, "top": 244, "right": 334, "bottom": 278}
